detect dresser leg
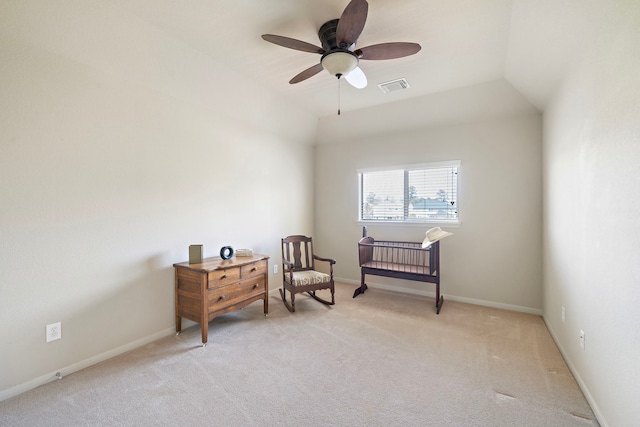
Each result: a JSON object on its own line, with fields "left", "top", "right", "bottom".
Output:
{"left": 201, "top": 323, "right": 208, "bottom": 346}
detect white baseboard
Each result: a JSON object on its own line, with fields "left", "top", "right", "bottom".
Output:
{"left": 0, "top": 327, "right": 176, "bottom": 403}
{"left": 542, "top": 317, "right": 608, "bottom": 427}
{"left": 336, "top": 277, "right": 543, "bottom": 315}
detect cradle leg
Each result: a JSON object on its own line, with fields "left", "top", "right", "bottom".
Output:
{"left": 436, "top": 295, "right": 444, "bottom": 314}
{"left": 353, "top": 273, "right": 368, "bottom": 298}
{"left": 353, "top": 283, "right": 368, "bottom": 298}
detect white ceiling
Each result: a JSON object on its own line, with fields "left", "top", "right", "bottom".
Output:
{"left": 106, "top": 0, "right": 606, "bottom": 118}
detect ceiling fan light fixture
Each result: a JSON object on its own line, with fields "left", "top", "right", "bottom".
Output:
{"left": 321, "top": 52, "right": 358, "bottom": 78}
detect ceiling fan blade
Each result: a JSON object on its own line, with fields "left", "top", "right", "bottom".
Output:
{"left": 289, "top": 63, "right": 325, "bottom": 84}
{"left": 357, "top": 42, "right": 422, "bottom": 60}
{"left": 336, "top": 0, "right": 368, "bottom": 48}
{"left": 262, "top": 34, "right": 325, "bottom": 54}
{"left": 345, "top": 66, "right": 367, "bottom": 89}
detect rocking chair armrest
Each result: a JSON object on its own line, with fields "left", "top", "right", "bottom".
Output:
{"left": 282, "top": 259, "right": 295, "bottom": 268}
{"left": 282, "top": 260, "right": 297, "bottom": 278}
{"left": 313, "top": 255, "right": 336, "bottom": 265}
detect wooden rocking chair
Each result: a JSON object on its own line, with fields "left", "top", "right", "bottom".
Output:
{"left": 280, "top": 235, "right": 336, "bottom": 312}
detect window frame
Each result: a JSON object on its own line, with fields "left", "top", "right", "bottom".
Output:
{"left": 357, "top": 160, "right": 461, "bottom": 226}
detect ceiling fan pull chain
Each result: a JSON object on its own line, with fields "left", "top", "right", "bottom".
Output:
{"left": 338, "top": 77, "right": 341, "bottom": 116}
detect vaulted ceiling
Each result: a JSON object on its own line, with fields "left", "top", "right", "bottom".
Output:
{"left": 107, "top": 0, "right": 609, "bottom": 118}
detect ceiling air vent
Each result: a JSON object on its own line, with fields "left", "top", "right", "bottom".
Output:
{"left": 378, "top": 78, "right": 410, "bottom": 94}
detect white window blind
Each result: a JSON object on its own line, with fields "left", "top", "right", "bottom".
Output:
{"left": 358, "top": 161, "right": 459, "bottom": 223}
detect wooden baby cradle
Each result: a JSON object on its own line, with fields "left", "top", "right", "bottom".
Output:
{"left": 354, "top": 226, "right": 443, "bottom": 314}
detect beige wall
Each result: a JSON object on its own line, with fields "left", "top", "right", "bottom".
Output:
{"left": 542, "top": 2, "right": 640, "bottom": 425}
{"left": 314, "top": 86, "right": 543, "bottom": 313}
{"left": 0, "top": 1, "right": 317, "bottom": 399}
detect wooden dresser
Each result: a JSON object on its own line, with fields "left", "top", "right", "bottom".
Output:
{"left": 173, "top": 254, "right": 269, "bottom": 346}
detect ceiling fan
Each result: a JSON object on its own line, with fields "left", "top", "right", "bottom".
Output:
{"left": 262, "top": 0, "right": 421, "bottom": 89}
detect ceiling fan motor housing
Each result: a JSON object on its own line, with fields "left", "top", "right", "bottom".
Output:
{"left": 319, "top": 19, "right": 356, "bottom": 52}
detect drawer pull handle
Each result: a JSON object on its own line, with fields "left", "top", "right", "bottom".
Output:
{"left": 220, "top": 275, "right": 227, "bottom": 279}
{"left": 251, "top": 268, "right": 257, "bottom": 272}
{"left": 218, "top": 295, "right": 225, "bottom": 301}
{"left": 252, "top": 284, "right": 259, "bottom": 289}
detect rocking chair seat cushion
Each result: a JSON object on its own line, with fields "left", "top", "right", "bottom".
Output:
{"left": 285, "top": 270, "right": 331, "bottom": 287}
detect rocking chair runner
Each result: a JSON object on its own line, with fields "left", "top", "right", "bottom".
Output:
{"left": 280, "top": 235, "right": 336, "bottom": 312}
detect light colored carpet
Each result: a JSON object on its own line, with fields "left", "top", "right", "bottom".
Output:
{"left": 0, "top": 283, "right": 598, "bottom": 426}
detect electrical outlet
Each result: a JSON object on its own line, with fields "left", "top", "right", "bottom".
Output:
{"left": 561, "top": 306, "right": 565, "bottom": 323}
{"left": 579, "top": 330, "right": 585, "bottom": 350}
{"left": 46, "top": 322, "right": 62, "bottom": 343}
{"left": 273, "top": 264, "right": 278, "bottom": 274}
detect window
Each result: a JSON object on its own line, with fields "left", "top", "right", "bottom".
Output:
{"left": 358, "top": 161, "right": 459, "bottom": 223}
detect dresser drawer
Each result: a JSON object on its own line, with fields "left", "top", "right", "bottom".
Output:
{"left": 208, "top": 276, "right": 265, "bottom": 312}
{"left": 241, "top": 260, "right": 267, "bottom": 279}
{"left": 208, "top": 267, "right": 240, "bottom": 289}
